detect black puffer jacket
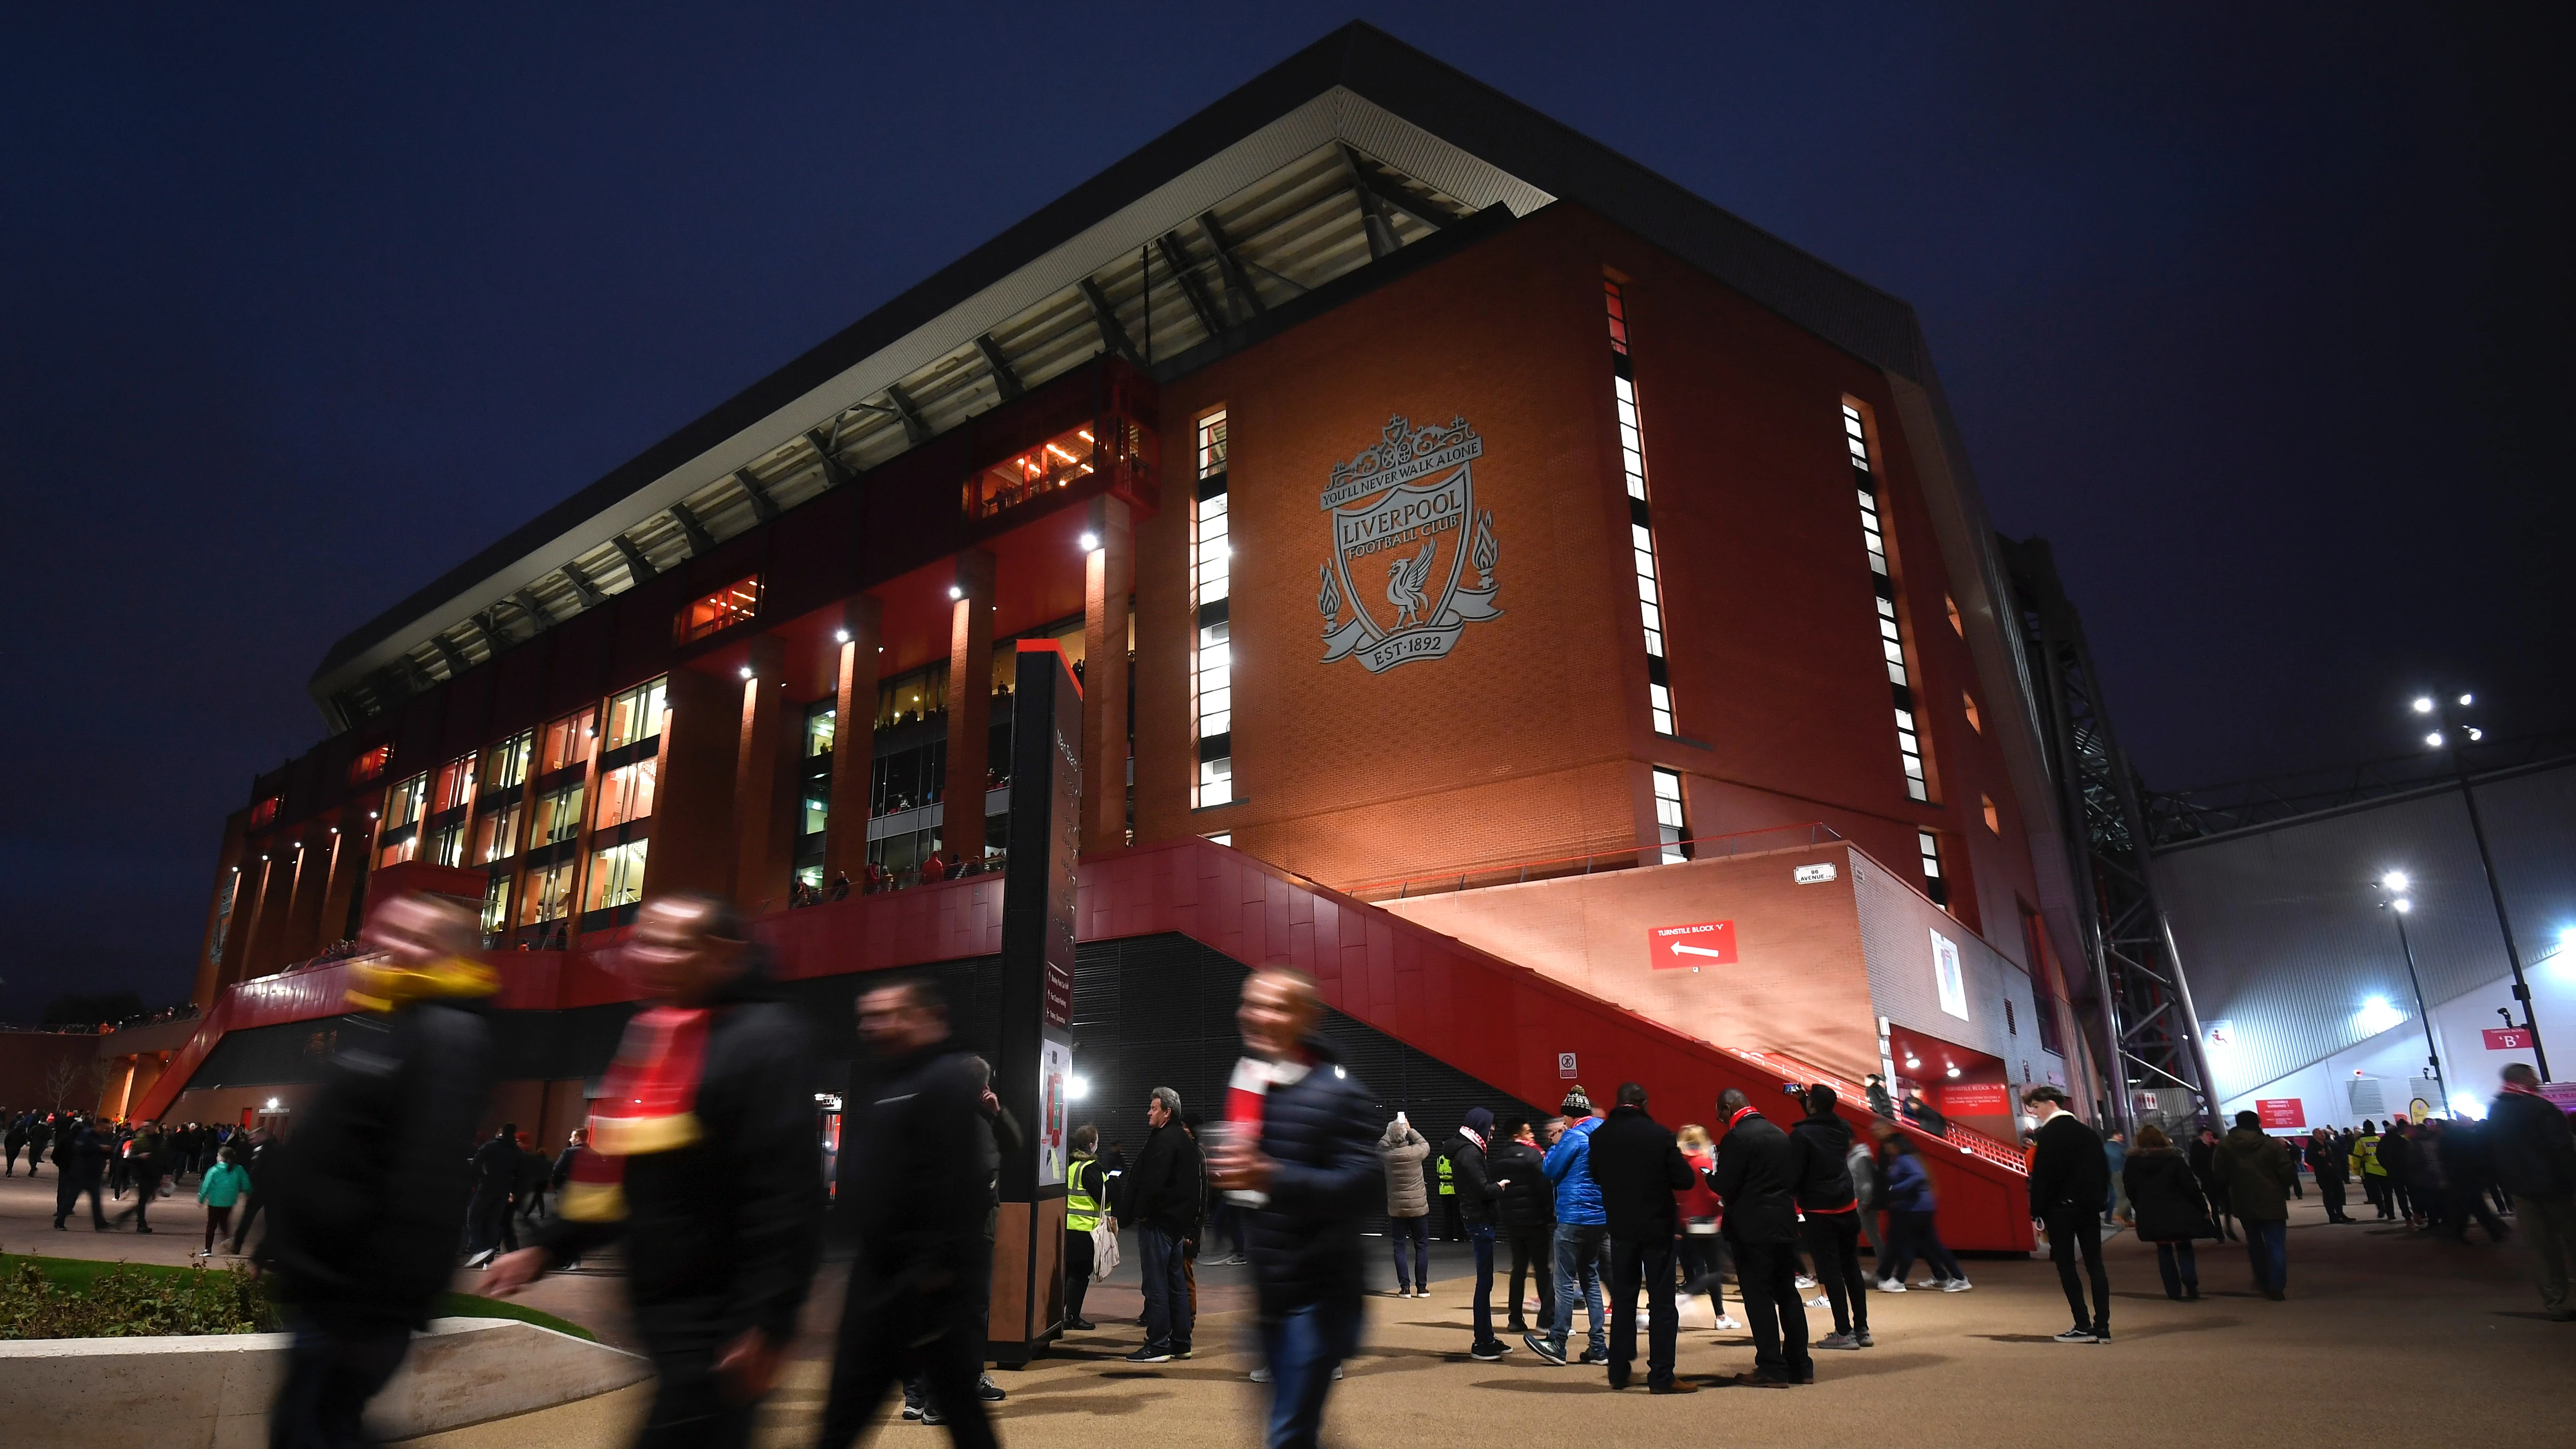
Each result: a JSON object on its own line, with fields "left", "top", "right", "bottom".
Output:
{"left": 1241, "top": 1038, "right": 1379, "bottom": 1315}
{"left": 1439, "top": 1131, "right": 1505, "bottom": 1227}
{"left": 1710, "top": 1109, "right": 1798, "bottom": 1245}
{"left": 1491, "top": 1138, "right": 1553, "bottom": 1230}
{"left": 832, "top": 1038, "right": 989, "bottom": 1334}
{"left": 2488, "top": 1090, "right": 2576, "bottom": 1199}
{"left": 1787, "top": 1110, "right": 1859, "bottom": 1212}
{"left": 2029, "top": 1113, "right": 2109, "bottom": 1219}
{"left": 1129, "top": 1120, "right": 1206, "bottom": 1238}
{"left": 2121, "top": 1148, "right": 2212, "bottom": 1243}
{"left": 263, "top": 997, "right": 495, "bottom": 1326}
{"left": 1587, "top": 1104, "right": 1693, "bottom": 1240}
{"left": 543, "top": 987, "right": 823, "bottom": 1346}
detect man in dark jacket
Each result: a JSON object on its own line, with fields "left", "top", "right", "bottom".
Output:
{"left": 465, "top": 1124, "right": 521, "bottom": 1263}
{"left": 2489, "top": 1063, "right": 2576, "bottom": 1319}
{"left": 1208, "top": 968, "right": 1379, "bottom": 1449}
{"left": 1439, "top": 1107, "right": 1510, "bottom": 1359}
{"left": 1789, "top": 1085, "right": 1870, "bottom": 1349}
{"left": 264, "top": 890, "right": 497, "bottom": 1449}
{"left": 51, "top": 1116, "right": 110, "bottom": 1231}
{"left": 2025, "top": 1086, "right": 2111, "bottom": 1342}
{"left": 489, "top": 894, "right": 823, "bottom": 1449}
{"left": 1124, "top": 1085, "right": 1204, "bottom": 1363}
{"left": 1711, "top": 1086, "right": 1808, "bottom": 1387}
{"left": 1492, "top": 1117, "right": 1555, "bottom": 1336}
{"left": 2306, "top": 1127, "right": 2353, "bottom": 1223}
{"left": 2211, "top": 1111, "right": 2294, "bottom": 1299}
{"left": 112, "top": 1121, "right": 163, "bottom": 1232}
{"left": 1585, "top": 1083, "right": 1696, "bottom": 1393}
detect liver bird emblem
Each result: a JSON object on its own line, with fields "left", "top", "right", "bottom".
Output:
{"left": 1385, "top": 542, "right": 1437, "bottom": 628}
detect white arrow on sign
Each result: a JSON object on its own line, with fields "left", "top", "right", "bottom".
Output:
{"left": 1669, "top": 941, "right": 1728, "bottom": 960}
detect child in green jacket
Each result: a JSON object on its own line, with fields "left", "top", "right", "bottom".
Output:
{"left": 196, "top": 1147, "right": 251, "bottom": 1259}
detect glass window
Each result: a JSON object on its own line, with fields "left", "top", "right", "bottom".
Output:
{"left": 805, "top": 707, "right": 837, "bottom": 758}
{"left": 965, "top": 423, "right": 1099, "bottom": 520}
{"left": 520, "top": 861, "right": 574, "bottom": 926}
{"left": 1606, "top": 282, "right": 1676, "bottom": 736}
{"left": 606, "top": 678, "right": 667, "bottom": 751}
{"left": 535, "top": 783, "right": 586, "bottom": 846}
{"left": 1962, "top": 693, "right": 1981, "bottom": 733}
{"left": 1918, "top": 829, "right": 1950, "bottom": 908}
{"left": 596, "top": 759, "right": 658, "bottom": 830}
{"left": 1653, "top": 768, "right": 1689, "bottom": 865}
{"left": 428, "top": 821, "right": 466, "bottom": 869}
{"left": 249, "top": 796, "right": 280, "bottom": 829}
{"left": 1193, "top": 409, "right": 1233, "bottom": 810}
{"left": 376, "top": 831, "right": 418, "bottom": 870}
{"left": 1981, "top": 794, "right": 2000, "bottom": 833}
{"left": 483, "top": 732, "right": 532, "bottom": 792}
{"left": 480, "top": 876, "right": 511, "bottom": 939}
{"left": 473, "top": 800, "right": 522, "bottom": 864}
{"left": 433, "top": 754, "right": 477, "bottom": 815}
{"left": 677, "top": 576, "right": 762, "bottom": 645}
{"left": 586, "top": 839, "right": 650, "bottom": 912}
{"left": 347, "top": 745, "right": 390, "bottom": 787}
{"left": 876, "top": 665, "right": 947, "bottom": 730}
{"left": 538, "top": 709, "right": 596, "bottom": 775}
{"left": 802, "top": 793, "right": 829, "bottom": 837}
{"left": 1198, "top": 409, "right": 1228, "bottom": 478}
{"left": 383, "top": 774, "right": 427, "bottom": 831}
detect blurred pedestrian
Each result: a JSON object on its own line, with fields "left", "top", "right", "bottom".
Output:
{"left": 488, "top": 893, "right": 823, "bottom": 1449}
{"left": 464, "top": 1123, "right": 521, "bottom": 1264}
{"left": 2121, "top": 1124, "right": 2212, "bottom": 1299}
{"left": 51, "top": 1115, "right": 110, "bottom": 1231}
{"left": 2192, "top": 1126, "right": 2241, "bottom": 1239}
{"left": 1588, "top": 1082, "right": 1696, "bottom": 1392}
{"left": 2307, "top": 1127, "right": 2353, "bottom": 1223}
{"left": 262, "top": 890, "right": 497, "bottom": 1449}
{"left": 196, "top": 1144, "right": 251, "bottom": 1258}
{"left": 2488, "top": 1064, "right": 2576, "bottom": 1320}
{"left": 1711, "top": 1087, "right": 1808, "bottom": 1387}
{"left": 2211, "top": 1110, "right": 2294, "bottom": 1299}
{"left": 227, "top": 1127, "right": 272, "bottom": 1254}
{"left": 1378, "top": 1113, "right": 1431, "bottom": 1297}
{"left": 1208, "top": 967, "right": 1377, "bottom": 1449}
{"left": 516, "top": 1131, "right": 551, "bottom": 1222}
{"left": 2026, "top": 1086, "right": 2108, "bottom": 1342}
{"left": 1673, "top": 1123, "right": 1737, "bottom": 1331}
{"left": 112, "top": 1120, "right": 164, "bottom": 1232}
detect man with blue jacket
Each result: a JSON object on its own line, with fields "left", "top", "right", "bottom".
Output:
{"left": 1524, "top": 1086, "right": 1610, "bottom": 1366}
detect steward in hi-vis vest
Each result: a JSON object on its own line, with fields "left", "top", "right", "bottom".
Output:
{"left": 1063, "top": 1127, "right": 1106, "bottom": 1331}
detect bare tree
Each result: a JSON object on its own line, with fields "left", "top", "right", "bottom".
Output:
{"left": 42, "top": 1057, "right": 78, "bottom": 1113}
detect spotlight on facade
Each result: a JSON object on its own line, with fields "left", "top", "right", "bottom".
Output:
{"left": 1080, "top": 532, "right": 1100, "bottom": 551}
{"left": 2467, "top": 728, "right": 2483, "bottom": 741}
{"left": 2459, "top": 694, "right": 2473, "bottom": 706}
{"left": 835, "top": 629, "right": 850, "bottom": 643}
{"left": 2413, "top": 697, "right": 2434, "bottom": 713}
{"left": 1944, "top": 1065, "right": 1960, "bottom": 1078}
{"left": 1067, "top": 1074, "right": 1089, "bottom": 1100}
{"left": 2358, "top": 997, "right": 2404, "bottom": 1033}
{"left": 2425, "top": 732, "right": 2444, "bottom": 748}
{"left": 2382, "top": 871, "right": 2409, "bottom": 892}
{"left": 948, "top": 586, "right": 963, "bottom": 600}
{"left": 739, "top": 666, "right": 754, "bottom": 679}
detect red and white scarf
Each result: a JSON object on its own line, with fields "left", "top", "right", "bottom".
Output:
{"left": 560, "top": 1005, "right": 712, "bottom": 1222}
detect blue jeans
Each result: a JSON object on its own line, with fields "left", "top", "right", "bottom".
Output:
{"left": 1390, "top": 1215, "right": 1428, "bottom": 1290}
{"left": 1257, "top": 1296, "right": 1362, "bottom": 1449}
{"left": 1138, "top": 1226, "right": 1193, "bottom": 1353}
{"left": 2154, "top": 1240, "right": 2199, "bottom": 1296}
{"left": 2244, "top": 1219, "right": 2287, "bottom": 1294}
{"left": 1469, "top": 1223, "right": 1496, "bottom": 1345}
{"left": 1548, "top": 1222, "right": 1609, "bottom": 1355}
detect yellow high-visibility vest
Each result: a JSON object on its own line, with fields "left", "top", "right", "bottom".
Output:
{"left": 1067, "top": 1156, "right": 1102, "bottom": 1232}
{"left": 1436, "top": 1153, "right": 1455, "bottom": 1196}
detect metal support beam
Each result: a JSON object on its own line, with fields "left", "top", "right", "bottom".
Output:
{"left": 1336, "top": 143, "right": 1407, "bottom": 261}
{"left": 1076, "top": 278, "right": 1142, "bottom": 365}
{"left": 667, "top": 502, "right": 715, "bottom": 556}
{"left": 427, "top": 634, "right": 471, "bottom": 678}
{"left": 559, "top": 560, "right": 607, "bottom": 609}
{"left": 803, "top": 429, "right": 856, "bottom": 490}
{"left": 883, "top": 383, "right": 932, "bottom": 446}
{"left": 610, "top": 536, "right": 658, "bottom": 586}
{"left": 1197, "top": 211, "right": 1266, "bottom": 323}
{"left": 1156, "top": 233, "right": 1224, "bottom": 343}
{"left": 975, "top": 334, "right": 1025, "bottom": 401}
{"left": 512, "top": 588, "right": 553, "bottom": 631}
{"left": 733, "top": 469, "right": 779, "bottom": 522}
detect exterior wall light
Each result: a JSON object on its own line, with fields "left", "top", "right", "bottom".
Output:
{"left": 1080, "top": 532, "right": 1100, "bottom": 551}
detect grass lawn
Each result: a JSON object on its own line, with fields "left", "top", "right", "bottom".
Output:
{"left": 0, "top": 1253, "right": 593, "bottom": 1341}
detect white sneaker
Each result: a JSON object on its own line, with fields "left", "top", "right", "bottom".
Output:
{"left": 1249, "top": 1367, "right": 1271, "bottom": 1383}
{"left": 1713, "top": 1313, "right": 1743, "bottom": 1332}
{"left": 1807, "top": 1295, "right": 1830, "bottom": 1309}
{"left": 1876, "top": 1279, "right": 1907, "bottom": 1293}
{"left": 1795, "top": 1275, "right": 1818, "bottom": 1290}
{"left": 1912, "top": 1278, "right": 1943, "bottom": 1289}
{"left": 1940, "top": 1278, "right": 1973, "bottom": 1293}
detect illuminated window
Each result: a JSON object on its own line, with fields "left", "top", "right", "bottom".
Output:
{"left": 605, "top": 677, "right": 668, "bottom": 751}
{"left": 1205, "top": 832, "right": 1233, "bottom": 847}
{"left": 538, "top": 709, "right": 596, "bottom": 775}
{"left": 1606, "top": 279, "right": 1676, "bottom": 735}
{"left": 965, "top": 424, "right": 1100, "bottom": 519}
{"left": 383, "top": 774, "right": 427, "bottom": 831}
{"left": 586, "top": 839, "right": 650, "bottom": 912}
{"left": 347, "top": 745, "right": 390, "bottom": 787}
{"left": 428, "top": 820, "right": 466, "bottom": 869}
{"left": 249, "top": 795, "right": 280, "bottom": 830}
{"left": 535, "top": 783, "right": 586, "bottom": 846}
{"left": 677, "top": 576, "right": 761, "bottom": 645}
{"left": 596, "top": 759, "right": 658, "bottom": 829}
{"left": 802, "top": 793, "right": 830, "bottom": 836}
{"left": 209, "top": 871, "right": 239, "bottom": 964}
{"left": 480, "top": 876, "right": 511, "bottom": 939}
{"left": 1981, "top": 794, "right": 2000, "bottom": 833}
{"left": 1946, "top": 593, "right": 1964, "bottom": 635}
{"left": 1193, "top": 409, "right": 1234, "bottom": 808}
{"left": 472, "top": 801, "right": 522, "bottom": 864}
{"left": 1652, "top": 768, "right": 1690, "bottom": 865}
{"left": 1918, "top": 828, "right": 1950, "bottom": 908}
{"left": 805, "top": 708, "right": 837, "bottom": 758}
{"left": 520, "top": 861, "right": 574, "bottom": 926}
{"left": 483, "top": 732, "right": 532, "bottom": 793}
{"left": 1962, "top": 693, "right": 1981, "bottom": 734}
{"left": 433, "top": 754, "right": 477, "bottom": 815}
{"left": 1846, "top": 400, "right": 1929, "bottom": 802}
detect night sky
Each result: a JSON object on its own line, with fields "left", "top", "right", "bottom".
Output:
{"left": 3, "top": 7, "right": 2564, "bottom": 1019}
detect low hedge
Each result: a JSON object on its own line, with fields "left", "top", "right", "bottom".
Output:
{"left": 0, "top": 1254, "right": 592, "bottom": 1342}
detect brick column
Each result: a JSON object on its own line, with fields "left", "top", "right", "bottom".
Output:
{"left": 1082, "top": 496, "right": 1133, "bottom": 855}
{"left": 942, "top": 550, "right": 997, "bottom": 863}
{"left": 824, "top": 595, "right": 883, "bottom": 887}
{"left": 731, "top": 635, "right": 794, "bottom": 910}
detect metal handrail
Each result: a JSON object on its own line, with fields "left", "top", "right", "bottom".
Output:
{"left": 1342, "top": 823, "right": 1845, "bottom": 902}
{"left": 1719, "top": 1044, "right": 2029, "bottom": 1175}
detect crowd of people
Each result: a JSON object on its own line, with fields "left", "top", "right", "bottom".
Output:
{"left": 5, "top": 1105, "right": 278, "bottom": 1256}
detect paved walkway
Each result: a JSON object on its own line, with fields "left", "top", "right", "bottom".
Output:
{"left": 11, "top": 1169, "right": 2571, "bottom": 1446}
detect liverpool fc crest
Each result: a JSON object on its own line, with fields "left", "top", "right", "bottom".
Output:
{"left": 1316, "top": 414, "right": 1503, "bottom": 672}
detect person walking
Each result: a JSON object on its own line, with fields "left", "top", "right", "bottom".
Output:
{"left": 516, "top": 1131, "right": 552, "bottom": 1223}
{"left": 1526, "top": 1088, "right": 1611, "bottom": 1367}
{"left": 2102, "top": 1131, "right": 2130, "bottom": 1225}
{"left": 1493, "top": 1116, "right": 1557, "bottom": 1338}
{"left": 462, "top": 1123, "right": 521, "bottom": 1265}
{"left": 112, "top": 1121, "right": 164, "bottom": 1233}
{"left": 2308, "top": 1126, "right": 2354, "bottom": 1223}
{"left": 2191, "top": 1127, "right": 2241, "bottom": 1239}
{"left": 225, "top": 1128, "right": 271, "bottom": 1255}
{"left": 1439, "top": 1107, "right": 1509, "bottom": 1358}
{"left": 1585, "top": 1083, "right": 1695, "bottom": 1393}
{"left": 196, "top": 1145, "right": 251, "bottom": 1259}
{"left": 2211, "top": 1110, "right": 2294, "bottom": 1299}
{"left": 260, "top": 889, "right": 498, "bottom": 1449}
{"left": 1711, "top": 1088, "right": 1809, "bottom": 1387}
{"left": 1873, "top": 1124, "right": 1965, "bottom": 1297}
{"left": 1790, "top": 1085, "right": 1872, "bottom": 1349}
{"left": 1064, "top": 1125, "right": 1107, "bottom": 1332}
{"left": 2025, "top": 1086, "right": 2111, "bottom": 1343}
{"left": 26, "top": 1112, "right": 52, "bottom": 1179}
{"left": 1206, "top": 967, "right": 1378, "bottom": 1449}
{"left": 2488, "top": 1064, "right": 2576, "bottom": 1320}
{"left": 487, "top": 894, "right": 822, "bottom": 1449}
{"left": 1378, "top": 1114, "right": 1432, "bottom": 1297}
{"left": 2353, "top": 1120, "right": 2389, "bottom": 1219}
{"left": 2382, "top": 1120, "right": 2421, "bottom": 1227}
{"left": 1673, "top": 1123, "right": 1738, "bottom": 1332}
{"left": 2437, "top": 1115, "right": 2511, "bottom": 1243}
{"left": 1847, "top": 1125, "right": 1887, "bottom": 1285}
{"left": 2121, "top": 1124, "right": 2213, "bottom": 1300}
{"left": 1124, "top": 1085, "right": 1203, "bottom": 1363}
{"left": 52, "top": 1116, "right": 110, "bottom": 1231}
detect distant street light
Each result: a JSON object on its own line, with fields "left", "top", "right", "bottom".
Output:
{"left": 2414, "top": 691, "right": 2549, "bottom": 1079}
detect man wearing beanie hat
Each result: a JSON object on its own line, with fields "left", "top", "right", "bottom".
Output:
{"left": 1527, "top": 1087, "right": 1611, "bottom": 1365}
{"left": 1439, "top": 1107, "right": 1510, "bottom": 1359}
{"left": 1788, "top": 1085, "right": 1872, "bottom": 1349}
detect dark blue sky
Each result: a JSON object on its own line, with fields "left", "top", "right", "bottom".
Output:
{"left": 2, "top": 6, "right": 2563, "bottom": 1017}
